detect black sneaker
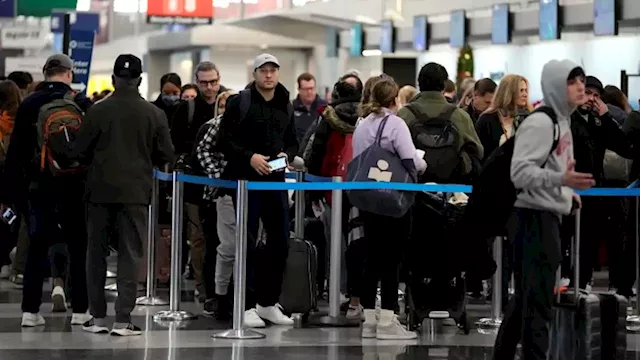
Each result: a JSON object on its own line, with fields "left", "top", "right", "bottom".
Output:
{"left": 110, "top": 323, "right": 142, "bottom": 336}
{"left": 203, "top": 299, "right": 216, "bottom": 317}
{"left": 82, "top": 318, "right": 110, "bottom": 334}
{"left": 216, "top": 295, "right": 232, "bottom": 321}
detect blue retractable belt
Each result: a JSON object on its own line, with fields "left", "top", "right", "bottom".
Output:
{"left": 153, "top": 170, "right": 640, "bottom": 197}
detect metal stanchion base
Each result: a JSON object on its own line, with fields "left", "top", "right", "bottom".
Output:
{"left": 106, "top": 271, "right": 116, "bottom": 278}
{"left": 105, "top": 283, "right": 117, "bottom": 291}
{"left": 136, "top": 296, "right": 168, "bottom": 306}
{"left": 475, "top": 317, "right": 502, "bottom": 330}
{"left": 153, "top": 310, "right": 197, "bottom": 322}
{"left": 626, "top": 315, "right": 640, "bottom": 332}
{"left": 213, "top": 329, "right": 266, "bottom": 340}
{"left": 307, "top": 313, "right": 360, "bottom": 327}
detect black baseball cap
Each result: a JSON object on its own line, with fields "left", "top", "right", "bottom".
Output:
{"left": 113, "top": 54, "right": 143, "bottom": 79}
{"left": 585, "top": 75, "right": 604, "bottom": 95}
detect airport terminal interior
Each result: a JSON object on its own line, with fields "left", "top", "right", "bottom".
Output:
{"left": 4, "top": 0, "right": 640, "bottom": 359}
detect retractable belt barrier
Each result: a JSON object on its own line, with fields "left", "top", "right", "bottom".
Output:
{"left": 148, "top": 169, "right": 640, "bottom": 337}
{"left": 153, "top": 169, "right": 640, "bottom": 196}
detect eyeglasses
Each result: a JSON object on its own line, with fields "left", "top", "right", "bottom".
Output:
{"left": 198, "top": 79, "right": 219, "bottom": 87}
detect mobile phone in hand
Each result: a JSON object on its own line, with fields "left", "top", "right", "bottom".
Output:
{"left": 2, "top": 207, "right": 17, "bottom": 225}
{"left": 268, "top": 157, "right": 288, "bottom": 172}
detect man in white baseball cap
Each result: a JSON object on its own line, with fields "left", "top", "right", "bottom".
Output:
{"left": 219, "top": 53, "right": 298, "bottom": 328}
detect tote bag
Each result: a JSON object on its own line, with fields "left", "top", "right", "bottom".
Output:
{"left": 346, "top": 116, "right": 417, "bottom": 218}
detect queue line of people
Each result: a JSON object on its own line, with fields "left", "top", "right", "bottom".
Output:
{"left": 1, "top": 51, "right": 639, "bottom": 359}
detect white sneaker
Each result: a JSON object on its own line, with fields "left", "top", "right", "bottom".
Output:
{"left": 346, "top": 304, "right": 364, "bottom": 321}
{"left": 21, "top": 313, "right": 45, "bottom": 327}
{"left": 256, "top": 304, "right": 293, "bottom": 326}
{"left": 111, "top": 323, "right": 142, "bottom": 336}
{"left": 376, "top": 309, "right": 417, "bottom": 340}
{"left": 0, "top": 265, "right": 10, "bottom": 279}
{"left": 71, "top": 313, "right": 93, "bottom": 325}
{"left": 82, "top": 318, "right": 110, "bottom": 334}
{"left": 51, "top": 286, "right": 67, "bottom": 312}
{"left": 243, "top": 308, "right": 266, "bottom": 328}
{"left": 560, "top": 278, "right": 570, "bottom": 288}
{"left": 362, "top": 309, "right": 377, "bottom": 339}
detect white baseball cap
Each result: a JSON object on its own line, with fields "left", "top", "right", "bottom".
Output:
{"left": 253, "top": 53, "right": 280, "bottom": 71}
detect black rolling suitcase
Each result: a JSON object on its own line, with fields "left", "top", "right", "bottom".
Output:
{"left": 279, "top": 173, "right": 318, "bottom": 315}
{"left": 548, "top": 209, "right": 627, "bottom": 360}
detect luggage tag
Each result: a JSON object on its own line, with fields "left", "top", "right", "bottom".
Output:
{"left": 311, "top": 200, "right": 325, "bottom": 218}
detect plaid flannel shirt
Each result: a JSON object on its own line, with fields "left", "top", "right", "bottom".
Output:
{"left": 196, "top": 115, "right": 227, "bottom": 201}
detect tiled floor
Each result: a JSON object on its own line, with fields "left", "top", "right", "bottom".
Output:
{"left": 2, "top": 272, "right": 640, "bottom": 359}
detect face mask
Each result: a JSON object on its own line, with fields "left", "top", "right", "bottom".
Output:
{"left": 162, "top": 94, "right": 179, "bottom": 106}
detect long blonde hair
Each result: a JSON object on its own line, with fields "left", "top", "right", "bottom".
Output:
{"left": 484, "top": 74, "right": 529, "bottom": 118}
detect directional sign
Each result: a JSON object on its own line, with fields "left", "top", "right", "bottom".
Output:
{"left": 0, "top": 0, "right": 16, "bottom": 18}
{"left": 51, "top": 11, "right": 100, "bottom": 33}
{"left": 68, "top": 30, "right": 95, "bottom": 95}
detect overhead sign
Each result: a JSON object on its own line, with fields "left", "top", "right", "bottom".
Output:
{"left": 146, "top": 0, "right": 213, "bottom": 25}
{"left": 0, "top": 0, "right": 16, "bottom": 18}
{"left": 51, "top": 11, "right": 100, "bottom": 33}
{"left": 4, "top": 57, "right": 46, "bottom": 80}
{"left": 68, "top": 30, "right": 95, "bottom": 94}
{"left": 17, "top": 0, "right": 77, "bottom": 17}
{"left": 0, "top": 27, "right": 48, "bottom": 49}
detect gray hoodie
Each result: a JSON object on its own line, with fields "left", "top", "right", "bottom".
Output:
{"left": 511, "top": 59, "right": 581, "bottom": 215}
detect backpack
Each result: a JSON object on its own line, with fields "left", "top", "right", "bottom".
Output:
{"left": 405, "top": 104, "right": 461, "bottom": 183}
{"left": 320, "top": 130, "right": 353, "bottom": 206}
{"left": 463, "top": 106, "right": 559, "bottom": 241}
{"left": 36, "top": 91, "right": 85, "bottom": 176}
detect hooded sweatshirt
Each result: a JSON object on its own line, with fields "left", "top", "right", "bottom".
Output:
{"left": 511, "top": 59, "right": 581, "bottom": 216}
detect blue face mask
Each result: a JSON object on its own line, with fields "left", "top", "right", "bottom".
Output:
{"left": 162, "top": 94, "right": 179, "bottom": 106}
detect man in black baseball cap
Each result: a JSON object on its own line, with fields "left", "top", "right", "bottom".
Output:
{"left": 70, "top": 53, "right": 174, "bottom": 336}
{"left": 569, "top": 73, "right": 635, "bottom": 295}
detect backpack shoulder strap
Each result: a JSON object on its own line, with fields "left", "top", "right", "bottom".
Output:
{"left": 238, "top": 89, "right": 252, "bottom": 124}
{"left": 187, "top": 98, "right": 195, "bottom": 125}
{"left": 532, "top": 106, "right": 560, "bottom": 167}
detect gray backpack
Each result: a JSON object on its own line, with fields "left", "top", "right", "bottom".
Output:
{"left": 346, "top": 115, "right": 417, "bottom": 218}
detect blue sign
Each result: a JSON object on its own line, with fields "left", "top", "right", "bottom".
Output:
{"left": 413, "top": 15, "right": 428, "bottom": 51}
{"left": 380, "top": 20, "right": 394, "bottom": 54}
{"left": 0, "top": 0, "right": 15, "bottom": 18}
{"left": 491, "top": 3, "right": 510, "bottom": 44}
{"left": 539, "top": 0, "right": 559, "bottom": 40}
{"left": 449, "top": 10, "right": 466, "bottom": 47}
{"left": 51, "top": 11, "right": 100, "bottom": 33}
{"left": 349, "top": 23, "right": 363, "bottom": 57}
{"left": 325, "top": 27, "right": 339, "bottom": 58}
{"left": 68, "top": 30, "right": 95, "bottom": 94}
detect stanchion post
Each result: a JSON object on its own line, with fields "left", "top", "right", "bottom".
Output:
{"left": 627, "top": 197, "right": 640, "bottom": 331}
{"left": 308, "top": 176, "right": 359, "bottom": 327}
{"left": 154, "top": 171, "right": 196, "bottom": 323}
{"left": 476, "top": 236, "right": 503, "bottom": 329}
{"left": 137, "top": 173, "right": 168, "bottom": 306}
{"left": 213, "top": 180, "right": 265, "bottom": 339}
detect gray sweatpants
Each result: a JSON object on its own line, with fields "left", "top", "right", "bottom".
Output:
{"left": 215, "top": 196, "right": 236, "bottom": 296}
{"left": 86, "top": 203, "right": 145, "bottom": 323}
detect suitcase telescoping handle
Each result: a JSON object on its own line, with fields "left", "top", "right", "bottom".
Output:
{"left": 294, "top": 171, "right": 305, "bottom": 240}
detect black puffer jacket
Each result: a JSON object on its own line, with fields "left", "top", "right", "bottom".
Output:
{"left": 307, "top": 95, "right": 360, "bottom": 176}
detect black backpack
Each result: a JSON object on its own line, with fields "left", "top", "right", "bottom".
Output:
{"left": 405, "top": 104, "right": 460, "bottom": 183}
{"left": 463, "top": 106, "right": 559, "bottom": 241}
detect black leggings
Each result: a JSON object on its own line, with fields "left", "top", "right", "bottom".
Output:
{"left": 360, "top": 210, "right": 411, "bottom": 311}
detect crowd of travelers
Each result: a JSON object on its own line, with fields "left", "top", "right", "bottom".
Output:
{"left": 0, "top": 52, "right": 639, "bottom": 359}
